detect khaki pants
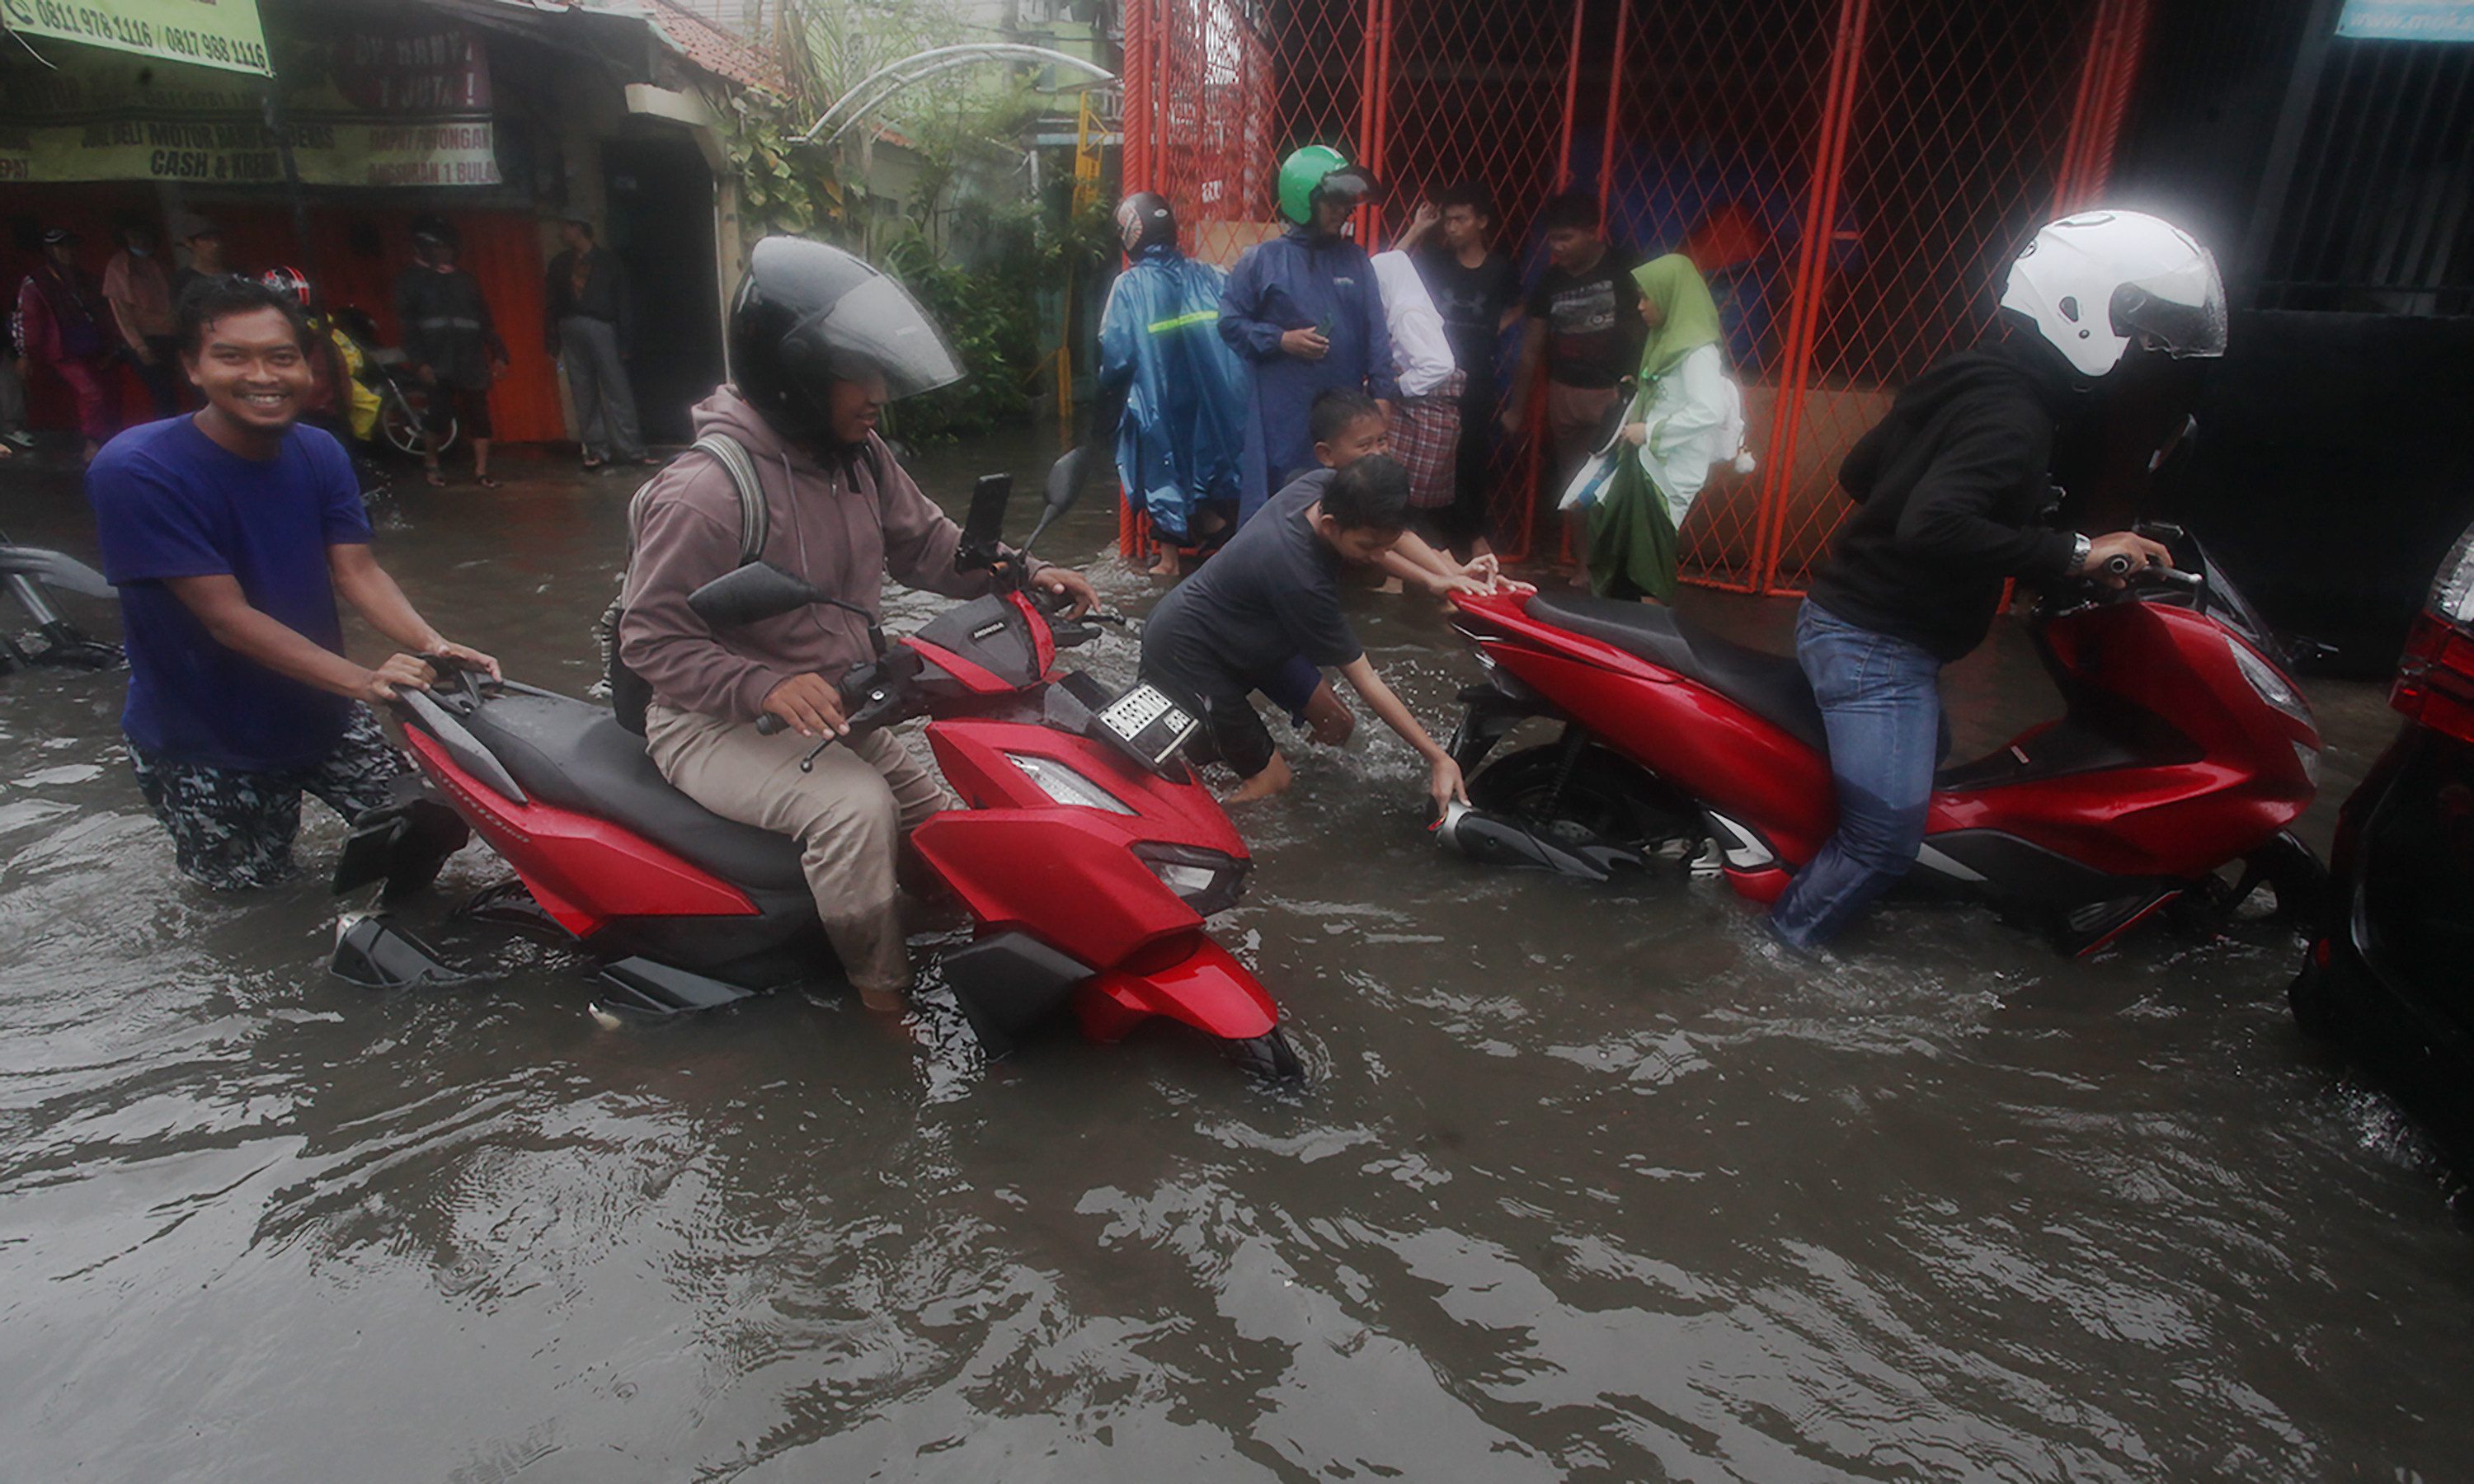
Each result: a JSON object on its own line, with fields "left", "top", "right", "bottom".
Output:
{"left": 645, "top": 704, "right": 947, "bottom": 999}
{"left": 1546, "top": 380, "right": 1625, "bottom": 486}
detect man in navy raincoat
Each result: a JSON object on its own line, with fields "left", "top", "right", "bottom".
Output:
{"left": 1220, "top": 146, "right": 1399, "bottom": 524}
{"left": 1097, "top": 193, "right": 1250, "bottom": 575}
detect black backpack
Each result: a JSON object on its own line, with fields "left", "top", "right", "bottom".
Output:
{"left": 598, "top": 433, "right": 769, "bottom": 735}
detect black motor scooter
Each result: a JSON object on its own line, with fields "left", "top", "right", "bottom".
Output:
{"left": 0, "top": 538, "right": 119, "bottom": 674}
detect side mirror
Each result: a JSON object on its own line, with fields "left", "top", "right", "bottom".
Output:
{"left": 688, "top": 561, "right": 827, "bottom": 628}
{"left": 687, "top": 560, "right": 891, "bottom": 656}
{"left": 1023, "top": 445, "right": 1102, "bottom": 557}
{"left": 1043, "top": 444, "right": 1098, "bottom": 518}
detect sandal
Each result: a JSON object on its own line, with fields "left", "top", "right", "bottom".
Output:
{"left": 475, "top": 475, "right": 502, "bottom": 489}
{"left": 423, "top": 467, "right": 446, "bottom": 488}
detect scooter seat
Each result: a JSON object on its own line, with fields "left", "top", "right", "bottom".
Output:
{"left": 1526, "top": 595, "right": 1830, "bottom": 754}
{"left": 456, "top": 690, "right": 811, "bottom": 893}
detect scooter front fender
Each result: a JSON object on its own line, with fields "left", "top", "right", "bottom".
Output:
{"left": 910, "top": 806, "right": 1204, "bottom": 968}
{"left": 1073, "top": 934, "right": 1277, "bottom": 1044}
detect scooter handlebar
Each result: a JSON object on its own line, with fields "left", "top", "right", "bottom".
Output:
{"left": 755, "top": 661, "right": 896, "bottom": 737}
{"left": 2095, "top": 554, "right": 2204, "bottom": 590}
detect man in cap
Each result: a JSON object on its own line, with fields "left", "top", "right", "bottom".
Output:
{"left": 1096, "top": 191, "right": 1249, "bottom": 575}
{"left": 394, "top": 215, "right": 507, "bottom": 487}
{"left": 544, "top": 208, "right": 644, "bottom": 472}
{"left": 1219, "top": 145, "right": 1398, "bottom": 524}
{"left": 168, "top": 215, "right": 236, "bottom": 304}
{"left": 13, "top": 228, "right": 121, "bottom": 462}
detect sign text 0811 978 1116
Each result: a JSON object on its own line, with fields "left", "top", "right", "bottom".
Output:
{"left": 2, "top": 0, "right": 273, "bottom": 76}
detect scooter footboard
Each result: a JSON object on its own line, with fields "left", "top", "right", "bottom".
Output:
{"left": 1074, "top": 934, "right": 1277, "bottom": 1044}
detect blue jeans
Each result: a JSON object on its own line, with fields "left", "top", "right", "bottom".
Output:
{"left": 1768, "top": 601, "right": 1945, "bottom": 949}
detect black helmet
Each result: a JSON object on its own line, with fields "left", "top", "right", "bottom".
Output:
{"left": 727, "top": 237, "right": 964, "bottom": 444}
{"left": 1115, "top": 191, "right": 1176, "bottom": 251}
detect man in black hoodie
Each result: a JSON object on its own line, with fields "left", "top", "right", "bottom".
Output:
{"left": 1768, "top": 211, "right": 2227, "bottom": 950}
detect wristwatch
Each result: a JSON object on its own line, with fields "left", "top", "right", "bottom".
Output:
{"left": 2069, "top": 533, "right": 2092, "bottom": 573}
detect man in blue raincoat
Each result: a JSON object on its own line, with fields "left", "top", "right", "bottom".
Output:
{"left": 1097, "top": 192, "right": 1250, "bottom": 576}
{"left": 1220, "top": 146, "right": 1399, "bottom": 524}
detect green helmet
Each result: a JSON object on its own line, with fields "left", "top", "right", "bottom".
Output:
{"left": 1278, "top": 144, "right": 1350, "bottom": 225}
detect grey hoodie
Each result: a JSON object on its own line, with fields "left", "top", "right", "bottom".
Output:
{"left": 618, "top": 387, "right": 1006, "bottom": 721}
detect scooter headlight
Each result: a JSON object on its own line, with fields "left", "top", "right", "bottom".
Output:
{"left": 1131, "top": 842, "right": 1249, "bottom": 915}
{"left": 2225, "top": 635, "right": 2312, "bottom": 728}
{"left": 1003, "top": 753, "right": 1135, "bottom": 815}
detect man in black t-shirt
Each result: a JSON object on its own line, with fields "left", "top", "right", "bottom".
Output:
{"left": 1400, "top": 181, "right": 1522, "bottom": 556}
{"left": 1505, "top": 192, "right": 1642, "bottom": 573}
{"left": 1510, "top": 195, "right": 1643, "bottom": 416}
{"left": 544, "top": 211, "right": 643, "bottom": 471}
{"left": 1140, "top": 455, "right": 1470, "bottom": 811}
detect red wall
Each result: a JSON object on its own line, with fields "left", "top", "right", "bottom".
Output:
{"left": 7, "top": 186, "right": 563, "bottom": 443}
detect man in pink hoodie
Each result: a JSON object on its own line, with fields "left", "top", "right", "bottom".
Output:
{"left": 618, "top": 240, "right": 1096, "bottom": 1017}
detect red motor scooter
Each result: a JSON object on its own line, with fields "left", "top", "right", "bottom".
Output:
{"left": 332, "top": 475, "right": 1298, "bottom": 1078}
{"left": 1434, "top": 523, "right": 2325, "bottom": 953}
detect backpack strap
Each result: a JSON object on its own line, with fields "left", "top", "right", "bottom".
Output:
{"left": 604, "top": 432, "right": 772, "bottom": 736}
{"left": 689, "top": 431, "right": 769, "bottom": 565}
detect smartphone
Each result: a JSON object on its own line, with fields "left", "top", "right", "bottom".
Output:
{"left": 963, "top": 472, "right": 1012, "bottom": 549}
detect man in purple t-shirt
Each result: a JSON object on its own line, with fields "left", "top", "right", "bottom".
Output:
{"left": 87, "top": 276, "right": 498, "bottom": 890}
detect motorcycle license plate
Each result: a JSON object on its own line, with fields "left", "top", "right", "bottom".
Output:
{"left": 1097, "top": 683, "right": 1198, "bottom": 768}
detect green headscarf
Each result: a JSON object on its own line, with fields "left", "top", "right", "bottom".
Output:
{"left": 1630, "top": 254, "right": 1724, "bottom": 382}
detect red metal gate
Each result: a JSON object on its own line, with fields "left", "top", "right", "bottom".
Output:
{"left": 1122, "top": 0, "right": 2153, "bottom": 590}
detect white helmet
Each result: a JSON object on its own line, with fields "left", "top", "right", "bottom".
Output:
{"left": 1999, "top": 209, "right": 2227, "bottom": 379}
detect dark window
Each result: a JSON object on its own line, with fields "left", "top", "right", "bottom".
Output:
{"left": 2255, "top": 39, "right": 2474, "bottom": 315}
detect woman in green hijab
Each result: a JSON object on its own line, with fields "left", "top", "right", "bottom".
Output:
{"left": 1586, "top": 253, "right": 1752, "bottom": 601}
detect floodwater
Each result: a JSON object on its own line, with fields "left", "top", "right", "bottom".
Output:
{"left": 2, "top": 427, "right": 2468, "bottom": 1482}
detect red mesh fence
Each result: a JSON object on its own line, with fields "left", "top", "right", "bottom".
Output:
{"left": 1122, "top": 0, "right": 2153, "bottom": 590}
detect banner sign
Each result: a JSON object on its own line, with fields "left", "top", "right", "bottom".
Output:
{"left": 2339, "top": 1, "right": 2474, "bottom": 41}
{"left": 0, "top": 23, "right": 501, "bottom": 187}
{"left": 1, "top": 0, "right": 270, "bottom": 76}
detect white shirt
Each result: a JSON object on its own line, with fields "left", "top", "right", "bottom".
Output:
{"left": 1370, "top": 250, "right": 1457, "bottom": 397}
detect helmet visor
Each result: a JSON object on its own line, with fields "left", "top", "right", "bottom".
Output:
{"left": 2110, "top": 242, "right": 2227, "bottom": 359}
{"left": 1316, "top": 167, "right": 1380, "bottom": 209}
{"left": 806, "top": 274, "right": 966, "bottom": 399}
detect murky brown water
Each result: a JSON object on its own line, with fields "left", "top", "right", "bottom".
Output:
{"left": 2, "top": 430, "right": 2468, "bottom": 1482}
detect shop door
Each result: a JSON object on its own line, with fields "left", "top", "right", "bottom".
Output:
{"left": 604, "top": 136, "right": 726, "bottom": 445}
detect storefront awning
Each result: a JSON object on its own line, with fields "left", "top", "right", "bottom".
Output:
{"left": 2, "top": 0, "right": 272, "bottom": 76}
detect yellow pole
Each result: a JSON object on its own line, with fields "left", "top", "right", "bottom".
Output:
{"left": 1059, "top": 92, "right": 1105, "bottom": 438}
